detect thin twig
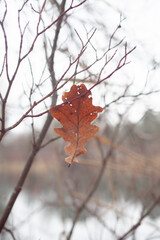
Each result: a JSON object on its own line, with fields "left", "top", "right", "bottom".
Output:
{"left": 66, "top": 140, "right": 114, "bottom": 239}
{"left": 40, "top": 136, "right": 60, "bottom": 149}
{"left": 0, "top": 0, "right": 69, "bottom": 231}
{"left": 118, "top": 195, "right": 160, "bottom": 240}
{"left": 3, "top": 227, "right": 16, "bottom": 240}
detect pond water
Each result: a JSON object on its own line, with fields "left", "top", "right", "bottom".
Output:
{"left": 1, "top": 192, "right": 160, "bottom": 240}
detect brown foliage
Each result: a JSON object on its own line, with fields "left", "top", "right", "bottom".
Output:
{"left": 50, "top": 84, "right": 103, "bottom": 164}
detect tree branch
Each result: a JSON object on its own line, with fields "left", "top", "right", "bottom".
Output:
{"left": 0, "top": 0, "right": 68, "bottom": 231}
{"left": 118, "top": 195, "right": 160, "bottom": 240}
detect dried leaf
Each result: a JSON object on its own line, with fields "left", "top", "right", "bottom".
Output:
{"left": 50, "top": 84, "right": 103, "bottom": 164}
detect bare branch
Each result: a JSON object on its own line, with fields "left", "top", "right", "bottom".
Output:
{"left": 0, "top": 0, "right": 70, "bottom": 230}
{"left": 66, "top": 139, "right": 114, "bottom": 239}
{"left": 0, "top": 43, "right": 136, "bottom": 137}
{"left": 40, "top": 136, "right": 60, "bottom": 149}
{"left": 118, "top": 195, "right": 160, "bottom": 240}
{"left": 3, "top": 227, "right": 16, "bottom": 240}
{"left": 104, "top": 89, "right": 160, "bottom": 109}
{"left": 0, "top": 54, "right": 6, "bottom": 78}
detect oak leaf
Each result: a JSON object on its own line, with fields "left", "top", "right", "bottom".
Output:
{"left": 50, "top": 84, "right": 103, "bottom": 164}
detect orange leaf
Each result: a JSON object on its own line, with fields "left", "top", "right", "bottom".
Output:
{"left": 50, "top": 84, "right": 103, "bottom": 164}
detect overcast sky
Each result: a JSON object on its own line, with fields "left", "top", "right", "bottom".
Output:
{"left": 1, "top": 0, "right": 160, "bottom": 135}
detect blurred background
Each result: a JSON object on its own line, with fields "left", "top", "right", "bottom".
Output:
{"left": 1, "top": 0, "right": 160, "bottom": 239}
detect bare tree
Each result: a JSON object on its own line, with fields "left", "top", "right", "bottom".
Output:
{"left": 1, "top": 1, "right": 160, "bottom": 240}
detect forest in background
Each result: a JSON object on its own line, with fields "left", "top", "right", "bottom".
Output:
{"left": 1, "top": 109, "right": 160, "bottom": 220}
